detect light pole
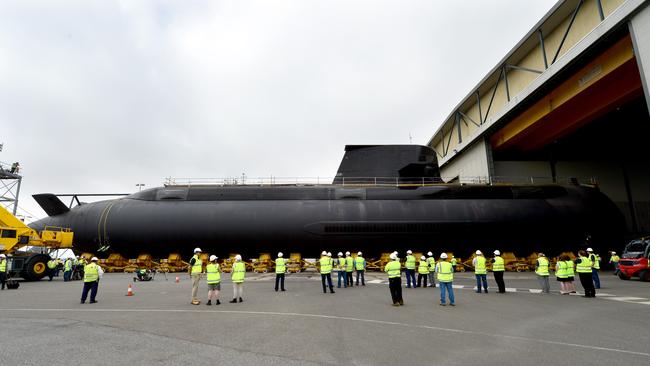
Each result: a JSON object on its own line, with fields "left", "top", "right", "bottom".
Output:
{"left": 135, "top": 183, "right": 145, "bottom": 192}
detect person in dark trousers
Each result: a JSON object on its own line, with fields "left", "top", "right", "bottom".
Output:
{"left": 576, "top": 250, "right": 596, "bottom": 298}
{"left": 416, "top": 256, "right": 429, "bottom": 288}
{"left": 80, "top": 257, "right": 101, "bottom": 304}
{"left": 274, "top": 252, "right": 287, "bottom": 292}
{"left": 319, "top": 251, "right": 334, "bottom": 294}
{"left": 355, "top": 252, "right": 366, "bottom": 286}
{"left": 345, "top": 251, "right": 354, "bottom": 287}
{"left": 384, "top": 253, "right": 403, "bottom": 306}
{"left": 492, "top": 250, "right": 506, "bottom": 293}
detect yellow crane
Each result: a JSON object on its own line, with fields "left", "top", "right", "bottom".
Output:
{"left": 0, "top": 205, "right": 73, "bottom": 280}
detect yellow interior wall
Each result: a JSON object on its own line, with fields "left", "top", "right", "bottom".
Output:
{"left": 434, "top": 0, "right": 620, "bottom": 159}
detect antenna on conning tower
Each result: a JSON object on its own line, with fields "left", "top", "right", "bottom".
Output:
{"left": 409, "top": 133, "right": 413, "bottom": 144}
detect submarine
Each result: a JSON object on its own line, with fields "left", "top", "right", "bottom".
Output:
{"left": 29, "top": 145, "right": 624, "bottom": 258}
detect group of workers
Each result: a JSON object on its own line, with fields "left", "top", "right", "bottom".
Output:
{"left": 317, "top": 250, "right": 367, "bottom": 293}
{"left": 189, "top": 248, "right": 246, "bottom": 305}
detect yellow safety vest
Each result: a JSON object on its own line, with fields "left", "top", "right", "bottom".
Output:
{"left": 437, "top": 261, "right": 454, "bottom": 282}
{"left": 493, "top": 256, "right": 505, "bottom": 272}
{"left": 576, "top": 256, "right": 592, "bottom": 273}
{"left": 385, "top": 260, "right": 401, "bottom": 278}
{"left": 555, "top": 261, "right": 568, "bottom": 278}
{"left": 275, "top": 258, "right": 286, "bottom": 274}
{"left": 535, "top": 257, "right": 549, "bottom": 276}
{"left": 451, "top": 258, "right": 457, "bottom": 266}
{"left": 474, "top": 256, "right": 487, "bottom": 275}
{"left": 336, "top": 258, "right": 345, "bottom": 271}
{"left": 427, "top": 257, "right": 436, "bottom": 271}
{"left": 405, "top": 255, "right": 416, "bottom": 270}
{"left": 345, "top": 256, "right": 354, "bottom": 272}
{"left": 355, "top": 257, "right": 365, "bottom": 270}
{"left": 565, "top": 260, "right": 575, "bottom": 276}
{"left": 232, "top": 262, "right": 246, "bottom": 283}
{"left": 83, "top": 263, "right": 99, "bottom": 282}
{"left": 610, "top": 255, "right": 620, "bottom": 263}
{"left": 191, "top": 254, "right": 203, "bottom": 275}
{"left": 590, "top": 254, "right": 600, "bottom": 269}
{"left": 206, "top": 263, "right": 221, "bottom": 284}
{"left": 0, "top": 259, "right": 6, "bottom": 272}
{"left": 418, "top": 260, "right": 429, "bottom": 274}
{"left": 47, "top": 260, "right": 57, "bottom": 269}
{"left": 320, "top": 257, "right": 332, "bottom": 274}
{"left": 64, "top": 260, "right": 72, "bottom": 271}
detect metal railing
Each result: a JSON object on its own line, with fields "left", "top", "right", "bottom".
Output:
{"left": 164, "top": 175, "right": 599, "bottom": 187}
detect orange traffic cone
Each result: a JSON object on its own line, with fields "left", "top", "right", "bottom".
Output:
{"left": 126, "top": 284, "right": 134, "bottom": 296}
{"left": 175, "top": 276, "right": 180, "bottom": 283}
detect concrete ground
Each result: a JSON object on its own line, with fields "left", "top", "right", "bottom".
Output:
{"left": 1, "top": 270, "right": 648, "bottom": 366}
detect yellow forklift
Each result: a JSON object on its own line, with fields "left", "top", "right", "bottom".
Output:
{"left": 0, "top": 206, "right": 73, "bottom": 280}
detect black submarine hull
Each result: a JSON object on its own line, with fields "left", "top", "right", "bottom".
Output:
{"left": 30, "top": 184, "right": 624, "bottom": 258}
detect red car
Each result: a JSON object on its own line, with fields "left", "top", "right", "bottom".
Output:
{"left": 618, "top": 237, "right": 650, "bottom": 281}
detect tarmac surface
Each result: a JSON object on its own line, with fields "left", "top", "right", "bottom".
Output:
{"left": 1, "top": 269, "right": 649, "bottom": 366}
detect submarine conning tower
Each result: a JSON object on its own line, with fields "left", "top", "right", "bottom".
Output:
{"left": 332, "top": 145, "right": 441, "bottom": 185}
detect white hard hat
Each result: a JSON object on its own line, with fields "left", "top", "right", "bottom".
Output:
{"left": 427, "top": 251, "right": 433, "bottom": 256}
{"left": 357, "top": 251, "right": 362, "bottom": 256}
{"left": 494, "top": 250, "right": 500, "bottom": 256}
{"left": 476, "top": 250, "right": 482, "bottom": 255}
{"left": 611, "top": 251, "right": 616, "bottom": 254}
{"left": 327, "top": 252, "right": 332, "bottom": 257}
{"left": 538, "top": 253, "right": 545, "bottom": 257}
{"left": 587, "top": 248, "right": 593, "bottom": 252}
{"left": 321, "top": 251, "right": 327, "bottom": 256}
{"left": 389, "top": 253, "right": 397, "bottom": 260}
{"left": 91, "top": 257, "right": 98, "bottom": 262}
{"left": 338, "top": 252, "right": 343, "bottom": 257}
{"left": 209, "top": 255, "right": 218, "bottom": 261}
{"left": 194, "top": 247, "right": 202, "bottom": 253}
{"left": 407, "top": 250, "right": 412, "bottom": 254}
{"left": 278, "top": 252, "right": 283, "bottom": 258}
{"left": 235, "top": 254, "right": 242, "bottom": 261}
{"left": 345, "top": 251, "right": 350, "bottom": 256}
{"left": 440, "top": 253, "right": 448, "bottom": 259}
{"left": 421, "top": 255, "right": 426, "bottom": 260}
{"left": 0, "top": 254, "right": 6, "bottom": 258}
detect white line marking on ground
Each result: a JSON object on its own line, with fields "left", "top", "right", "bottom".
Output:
{"left": 452, "top": 285, "right": 464, "bottom": 289}
{"left": 1, "top": 308, "right": 649, "bottom": 358}
{"left": 636, "top": 301, "right": 650, "bottom": 305}
{"left": 529, "top": 289, "right": 542, "bottom": 293}
{"left": 367, "top": 280, "right": 382, "bottom": 284}
{"left": 595, "top": 293, "right": 616, "bottom": 297}
{"left": 605, "top": 297, "right": 646, "bottom": 302}
{"left": 505, "top": 288, "right": 517, "bottom": 293}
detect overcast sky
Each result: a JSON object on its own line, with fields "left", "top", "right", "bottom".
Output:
{"left": 0, "top": 0, "right": 556, "bottom": 221}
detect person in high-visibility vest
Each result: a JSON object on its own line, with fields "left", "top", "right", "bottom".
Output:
{"left": 80, "top": 257, "right": 100, "bottom": 304}
{"left": 345, "top": 251, "right": 354, "bottom": 287}
{"left": 535, "top": 253, "right": 550, "bottom": 293}
{"left": 336, "top": 252, "right": 347, "bottom": 288}
{"left": 230, "top": 254, "right": 246, "bottom": 303}
{"left": 492, "top": 250, "right": 506, "bottom": 293}
{"left": 576, "top": 250, "right": 595, "bottom": 298}
{"left": 275, "top": 252, "right": 287, "bottom": 292}
{"left": 47, "top": 258, "right": 57, "bottom": 281}
{"left": 189, "top": 247, "right": 203, "bottom": 305}
{"left": 564, "top": 255, "right": 577, "bottom": 294}
{"left": 405, "top": 250, "right": 416, "bottom": 288}
{"left": 206, "top": 255, "right": 221, "bottom": 305}
{"left": 587, "top": 248, "right": 600, "bottom": 289}
{"left": 451, "top": 256, "right": 457, "bottom": 272}
{"left": 555, "top": 254, "right": 569, "bottom": 294}
{"left": 319, "top": 251, "right": 335, "bottom": 294}
{"left": 0, "top": 254, "right": 7, "bottom": 290}
{"left": 416, "top": 256, "right": 429, "bottom": 288}
{"left": 473, "top": 250, "right": 488, "bottom": 293}
{"left": 426, "top": 251, "right": 436, "bottom": 288}
{"left": 609, "top": 251, "right": 620, "bottom": 276}
{"left": 63, "top": 258, "right": 72, "bottom": 282}
{"left": 384, "top": 252, "right": 403, "bottom": 306}
{"left": 355, "top": 251, "right": 366, "bottom": 286}
{"left": 436, "top": 253, "right": 455, "bottom": 306}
